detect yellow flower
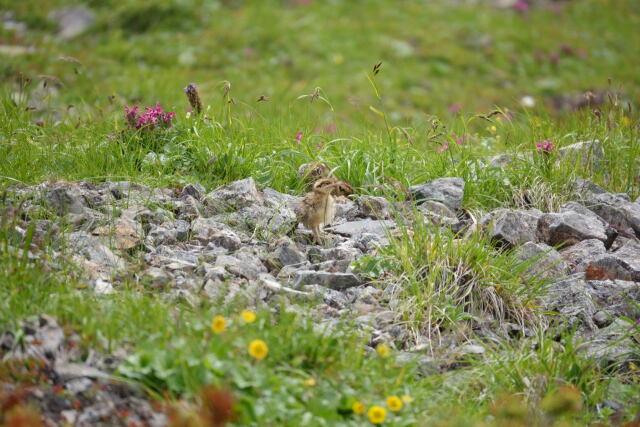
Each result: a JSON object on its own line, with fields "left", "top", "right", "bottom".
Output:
{"left": 210, "top": 315, "right": 226, "bottom": 334}
{"left": 241, "top": 310, "right": 256, "bottom": 323}
{"left": 304, "top": 378, "right": 316, "bottom": 387}
{"left": 367, "top": 405, "right": 387, "bottom": 424}
{"left": 248, "top": 339, "right": 269, "bottom": 360}
{"left": 386, "top": 395, "right": 403, "bottom": 411}
{"left": 489, "top": 125, "right": 497, "bottom": 133}
{"left": 352, "top": 401, "right": 365, "bottom": 414}
{"left": 376, "top": 344, "right": 390, "bottom": 358}
{"left": 401, "top": 395, "right": 414, "bottom": 404}
{"left": 621, "top": 116, "right": 631, "bottom": 126}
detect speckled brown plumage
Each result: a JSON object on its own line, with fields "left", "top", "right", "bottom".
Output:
{"left": 295, "top": 177, "right": 352, "bottom": 244}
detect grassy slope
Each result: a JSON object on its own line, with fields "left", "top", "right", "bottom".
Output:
{"left": 1, "top": 0, "right": 640, "bottom": 424}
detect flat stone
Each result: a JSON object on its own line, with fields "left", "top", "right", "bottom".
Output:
{"left": 292, "top": 270, "right": 361, "bottom": 290}
{"left": 268, "top": 237, "right": 306, "bottom": 267}
{"left": 537, "top": 211, "right": 611, "bottom": 248}
{"left": 45, "top": 185, "right": 86, "bottom": 215}
{"left": 181, "top": 183, "right": 205, "bottom": 200}
{"left": 93, "top": 279, "right": 114, "bottom": 294}
{"left": 408, "top": 177, "right": 465, "bottom": 210}
{"left": 356, "top": 196, "right": 391, "bottom": 219}
{"left": 329, "top": 219, "right": 396, "bottom": 237}
{"left": 481, "top": 208, "right": 542, "bottom": 248}
{"left": 191, "top": 218, "right": 241, "bottom": 250}
{"left": 215, "top": 251, "right": 267, "bottom": 280}
{"left": 68, "top": 231, "right": 125, "bottom": 270}
{"left": 583, "top": 193, "right": 640, "bottom": 238}
{"left": 49, "top": 7, "right": 95, "bottom": 39}
{"left": 54, "top": 363, "right": 108, "bottom": 380}
{"left": 515, "top": 242, "right": 569, "bottom": 281}
{"left": 560, "top": 239, "right": 607, "bottom": 273}
{"left": 205, "top": 177, "right": 264, "bottom": 213}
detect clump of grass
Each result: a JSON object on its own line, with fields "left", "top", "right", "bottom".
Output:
{"left": 357, "top": 219, "right": 543, "bottom": 345}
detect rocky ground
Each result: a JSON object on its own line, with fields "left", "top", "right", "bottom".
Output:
{"left": 2, "top": 172, "right": 640, "bottom": 425}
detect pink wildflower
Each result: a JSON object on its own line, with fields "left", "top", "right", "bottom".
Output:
{"left": 535, "top": 140, "right": 555, "bottom": 153}
{"left": 124, "top": 103, "right": 174, "bottom": 131}
{"left": 295, "top": 131, "right": 303, "bottom": 143}
{"left": 451, "top": 133, "right": 467, "bottom": 145}
{"left": 513, "top": 1, "right": 529, "bottom": 12}
{"left": 437, "top": 143, "right": 449, "bottom": 152}
{"left": 448, "top": 103, "right": 462, "bottom": 115}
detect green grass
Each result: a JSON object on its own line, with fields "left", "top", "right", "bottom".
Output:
{"left": 2, "top": 0, "right": 640, "bottom": 424}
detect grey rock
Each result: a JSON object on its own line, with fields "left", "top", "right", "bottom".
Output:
{"left": 487, "top": 153, "right": 521, "bottom": 168}
{"left": 65, "top": 377, "right": 93, "bottom": 394}
{"left": 257, "top": 274, "right": 310, "bottom": 297}
{"left": 334, "top": 198, "right": 360, "bottom": 221}
{"left": 357, "top": 196, "right": 392, "bottom": 219}
{"left": 307, "top": 246, "right": 359, "bottom": 264}
{"left": 409, "top": 177, "right": 465, "bottom": 210}
{"left": 515, "top": 242, "right": 569, "bottom": 281}
{"left": 560, "top": 239, "right": 607, "bottom": 273}
{"left": 292, "top": 270, "right": 361, "bottom": 290}
{"left": 314, "top": 259, "right": 353, "bottom": 273}
{"left": 145, "top": 225, "right": 177, "bottom": 247}
{"left": 174, "top": 195, "right": 202, "bottom": 221}
{"left": 581, "top": 319, "right": 639, "bottom": 369}
{"left": 205, "top": 177, "right": 264, "bottom": 213}
{"left": 303, "top": 285, "right": 351, "bottom": 308}
{"left": 419, "top": 200, "right": 457, "bottom": 218}
{"left": 277, "top": 263, "right": 313, "bottom": 281}
{"left": 329, "top": 219, "right": 396, "bottom": 238}
{"left": 571, "top": 178, "right": 609, "bottom": 198}
{"left": 592, "top": 311, "right": 611, "bottom": 328}
{"left": 92, "top": 279, "right": 114, "bottom": 294}
{"left": 181, "top": 183, "right": 205, "bottom": 200}
{"left": 583, "top": 193, "right": 640, "bottom": 238}
{"left": 263, "top": 187, "right": 299, "bottom": 211}
{"left": 146, "top": 245, "right": 199, "bottom": 268}
{"left": 587, "top": 241, "right": 640, "bottom": 281}
{"left": 268, "top": 237, "right": 306, "bottom": 267}
{"left": 537, "top": 211, "right": 611, "bottom": 248}
{"left": 107, "top": 181, "right": 152, "bottom": 201}
{"left": 460, "top": 344, "right": 485, "bottom": 355}
{"left": 54, "top": 362, "right": 108, "bottom": 380}
{"left": 144, "top": 267, "right": 172, "bottom": 287}
{"left": 49, "top": 7, "right": 94, "bottom": 39}
{"left": 46, "top": 185, "right": 86, "bottom": 215}
{"left": 201, "top": 264, "right": 228, "bottom": 282}
{"left": 542, "top": 276, "right": 640, "bottom": 331}
{"left": 215, "top": 251, "right": 267, "bottom": 280}
{"left": 214, "top": 203, "right": 297, "bottom": 237}
{"left": 68, "top": 231, "right": 125, "bottom": 270}
{"left": 557, "top": 140, "right": 604, "bottom": 170}
{"left": 481, "top": 208, "right": 542, "bottom": 247}
{"left": 191, "top": 218, "right": 241, "bottom": 250}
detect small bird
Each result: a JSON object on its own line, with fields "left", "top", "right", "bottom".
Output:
{"left": 297, "top": 162, "right": 332, "bottom": 191}
{"left": 295, "top": 177, "right": 353, "bottom": 244}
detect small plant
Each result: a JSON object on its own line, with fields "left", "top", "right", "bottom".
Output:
{"left": 124, "top": 104, "right": 175, "bottom": 131}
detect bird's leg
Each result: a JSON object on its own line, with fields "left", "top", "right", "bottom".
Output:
{"left": 312, "top": 224, "right": 321, "bottom": 245}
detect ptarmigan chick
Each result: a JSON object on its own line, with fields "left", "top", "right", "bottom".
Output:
{"left": 295, "top": 177, "right": 353, "bottom": 244}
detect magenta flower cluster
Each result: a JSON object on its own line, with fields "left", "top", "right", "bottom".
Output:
{"left": 535, "top": 140, "right": 555, "bottom": 153}
{"left": 124, "top": 104, "right": 175, "bottom": 130}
